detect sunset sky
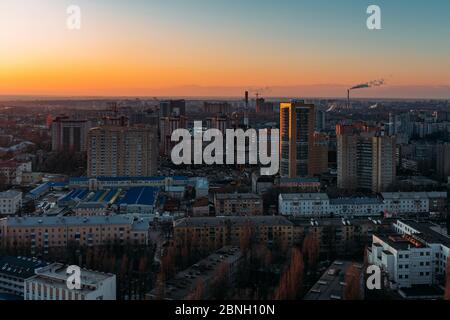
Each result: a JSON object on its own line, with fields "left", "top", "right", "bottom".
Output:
{"left": 1, "top": 0, "right": 450, "bottom": 98}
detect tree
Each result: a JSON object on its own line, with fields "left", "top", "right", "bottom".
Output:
{"left": 302, "top": 233, "right": 320, "bottom": 271}
{"left": 239, "top": 221, "right": 252, "bottom": 255}
{"left": 186, "top": 280, "right": 205, "bottom": 300}
{"left": 344, "top": 264, "right": 362, "bottom": 300}
{"left": 274, "top": 247, "right": 304, "bottom": 300}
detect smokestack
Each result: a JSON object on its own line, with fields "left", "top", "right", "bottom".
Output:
{"left": 347, "top": 89, "right": 350, "bottom": 109}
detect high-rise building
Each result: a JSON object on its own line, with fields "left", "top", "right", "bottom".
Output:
{"left": 256, "top": 98, "right": 274, "bottom": 114}
{"left": 372, "top": 135, "right": 397, "bottom": 193}
{"left": 280, "top": 100, "right": 315, "bottom": 178}
{"left": 337, "top": 123, "right": 396, "bottom": 193}
{"left": 159, "top": 116, "right": 187, "bottom": 156}
{"left": 51, "top": 116, "right": 92, "bottom": 152}
{"left": 87, "top": 124, "right": 158, "bottom": 177}
{"left": 203, "top": 102, "right": 234, "bottom": 114}
{"left": 315, "top": 110, "right": 326, "bottom": 132}
{"left": 309, "top": 132, "right": 329, "bottom": 176}
{"left": 436, "top": 143, "right": 450, "bottom": 181}
{"left": 159, "top": 100, "right": 186, "bottom": 118}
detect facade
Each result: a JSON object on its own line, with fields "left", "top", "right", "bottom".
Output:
{"left": 436, "top": 143, "right": 450, "bottom": 181}
{"left": 309, "top": 132, "right": 329, "bottom": 176}
{"left": 159, "top": 116, "right": 187, "bottom": 156}
{"left": 0, "top": 216, "right": 151, "bottom": 254}
{"left": 203, "top": 102, "right": 234, "bottom": 114}
{"left": 368, "top": 219, "right": 450, "bottom": 290}
{"left": 51, "top": 116, "right": 92, "bottom": 152}
{"left": 24, "top": 263, "right": 116, "bottom": 300}
{"left": 173, "top": 216, "right": 294, "bottom": 252}
{"left": 159, "top": 100, "right": 186, "bottom": 118}
{"left": 280, "top": 100, "right": 315, "bottom": 178}
{"left": 337, "top": 123, "right": 396, "bottom": 193}
{"left": 279, "top": 192, "right": 445, "bottom": 217}
{"left": 0, "top": 256, "right": 48, "bottom": 298}
{"left": 214, "top": 193, "right": 263, "bottom": 216}
{"left": 255, "top": 98, "right": 274, "bottom": 114}
{"left": 192, "top": 197, "right": 210, "bottom": 217}
{"left": 382, "top": 192, "right": 434, "bottom": 215}
{"left": 0, "top": 160, "right": 32, "bottom": 185}
{"left": 0, "top": 190, "right": 22, "bottom": 216}
{"left": 87, "top": 125, "right": 158, "bottom": 177}
{"left": 292, "top": 218, "right": 391, "bottom": 257}
{"left": 279, "top": 193, "right": 330, "bottom": 217}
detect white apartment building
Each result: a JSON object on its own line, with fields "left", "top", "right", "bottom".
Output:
{"left": 0, "top": 190, "right": 22, "bottom": 215}
{"left": 382, "top": 192, "right": 431, "bottom": 215}
{"left": 368, "top": 220, "right": 450, "bottom": 290}
{"left": 0, "top": 256, "right": 48, "bottom": 299}
{"left": 279, "top": 193, "right": 330, "bottom": 216}
{"left": 24, "top": 263, "right": 116, "bottom": 300}
{"left": 278, "top": 192, "right": 446, "bottom": 217}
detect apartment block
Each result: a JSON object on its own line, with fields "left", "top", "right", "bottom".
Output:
{"left": 87, "top": 125, "right": 158, "bottom": 177}
{"left": 368, "top": 220, "right": 450, "bottom": 291}
{"left": 0, "top": 216, "right": 151, "bottom": 254}
{"left": 0, "top": 190, "right": 22, "bottom": 216}
{"left": 173, "top": 216, "right": 294, "bottom": 253}
{"left": 214, "top": 193, "right": 263, "bottom": 216}
{"left": 24, "top": 263, "right": 116, "bottom": 300}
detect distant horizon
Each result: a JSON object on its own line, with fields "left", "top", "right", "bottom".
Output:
{"left": 1, "top": 84, "right": 450, "bottom": 101}
{"left": 2, "top": 1, "right": 450, "bottom": 99}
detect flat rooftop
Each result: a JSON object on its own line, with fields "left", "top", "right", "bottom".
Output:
{"left": 28, "top": 263, "right": 115, "bottom": 294}
{"left": 174, "top": 216, "right": 293, "bottom": 228}
{"left": 304, "top": 261, "right": 363, "bottom": 300}
{"left": 148, "top": 247, "right": 241, "bottom": 300}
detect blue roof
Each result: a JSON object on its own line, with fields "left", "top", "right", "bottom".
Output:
{"left": 70, "top": 176, "right": 187, "bottom": 183}
{"left": 117, "top": 187, "right": 158, "bottom": 206}
{"left": 48, "top": 182, "right": 68, "bottom": 188}
{"left": 28, "top": 183, "right": 50, "bottom": 196}
{"left": 103, "top": 189, "right": 118, "bottom": 202}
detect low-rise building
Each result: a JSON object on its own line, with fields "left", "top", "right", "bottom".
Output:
{"left": 73, "top": 202, "right": 108, "bottom": 216}
{"left": 174, "top": 216, "right": 294, "bottom": 253}
{"left": 0, "top": 215, "right": 151, "bottom": 254}
{"left": 214, "top": 193, "right": 263, "bottom": 216}
{"left": 0, "top": 160, "right": 32, "bottom": 185}
{"left": 146, "top": 246, "right": 242, "bottom": 300}
{"left": 279, "top": 192, "right": 447, "bottom": 217}
{"left": 0, "top": 190, "right": 22, "bottom": 216}
{"left": 25, "top": 263, "right": 116, "bottom": 300}
{"left": 304, "top": 260, "right": 364, "bottom": 300}
{"left": 368, "top": 220, "right": 450, "bottom": 291}
{"left": 192, "top": 197, "right": 210, "bottom": 217}
{"left": 279, "top": 193, "right": 330, "bottom": 217}
{"left": 0, "top": 256, "right": 48, "bottom": 299}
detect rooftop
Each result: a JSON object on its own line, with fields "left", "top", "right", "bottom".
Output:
{"left": 174, "top": 216, "right": 293, "bottom": 228}
{"left": 5, "top": 215, "right": 151, "bottom": 231}
{"left": 0, "top": 190, "right": 22, "bottom": 199}
{"left": 27, "top": 263, "right": 115, "bottom": 294}
{"left": 304, "top": 261, "right": 363, "bottom": 300}
{"left": 148, "top": 247, "right": 241, "bottom": 300}
{"left": 215, "top": 193, "right": 262, "bottom": 200}
{"left": 280, "top": 193, "right": 329, "bottom": 201}
{"left": 0, "top": 256, "right": 48, "bottom": 280}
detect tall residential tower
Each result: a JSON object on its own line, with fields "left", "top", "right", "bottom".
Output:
{"left": 280, "top": 100, "right": 315, "bottom": 178}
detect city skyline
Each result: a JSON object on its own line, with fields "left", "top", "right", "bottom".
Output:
{"left": 1, "top": 0, "right": 450, "bottom": 98}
